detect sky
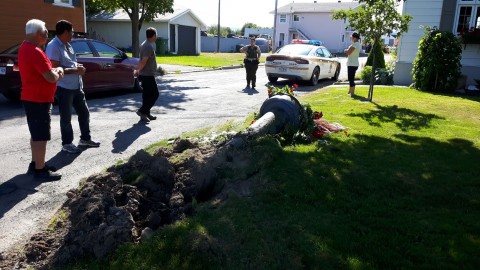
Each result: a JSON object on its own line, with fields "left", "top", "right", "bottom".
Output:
{"left": 174, "top": 0, "right": 355, "bottom": 29}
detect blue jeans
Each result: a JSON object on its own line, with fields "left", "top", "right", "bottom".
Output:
{"left": 55, "top": 87, "right": 91, "bottom": 145}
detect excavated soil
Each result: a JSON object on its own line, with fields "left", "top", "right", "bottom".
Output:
{"left": 0, "top": 136, "right": 276, "bottom": 269}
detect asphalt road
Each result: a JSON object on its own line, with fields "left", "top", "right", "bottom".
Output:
{"left": 0, "top": 58, "right": 364, "bottom": 254}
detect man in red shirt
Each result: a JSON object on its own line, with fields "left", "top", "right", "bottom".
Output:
{"left": 19, "top": 19, "right": 64, "bottom": 181}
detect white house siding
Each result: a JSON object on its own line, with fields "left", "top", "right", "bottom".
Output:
{"left": 394, "top": 0, "right": 480, "bottom": 86}
{"left": 394, "top": 0, "right": 444, "bottom": 85}
{"left": 275, "top": 13, "right": 349, "bottom": 53}
{"left": 292, "top": 13, "right": 348, "bottom": 52}
{"left": 87, "top": 21, "right": 133, "bottom": 49}
{"left": 87, "top": 21, "right": 169, "bottom": 50}
{"left": 460, "top": 44, "right": 480, "bottom": 84}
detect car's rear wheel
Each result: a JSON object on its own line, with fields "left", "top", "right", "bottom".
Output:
{"left": 309, "top": 67, "right": 320, "bottom": 86}
{"left": 268, "top": 75, "right": 278, "bottom": 83}
{"left": 332, "top": 65, "right": 340, "bottom": 81}
{"left": 2, "top": 92, "right": 20, "bottom": 101}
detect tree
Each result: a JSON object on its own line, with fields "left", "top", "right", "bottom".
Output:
{"left": 207, "top": 25, "right": 232, "bottom": 37}
{"left": 240, "top": 22, "right": 260, "bottom": 36}
{"left": 89, "top": 0, "right": 173, "bottom": 57}
{"left": 333, "top": 0, "right": 412, "bottom": 101}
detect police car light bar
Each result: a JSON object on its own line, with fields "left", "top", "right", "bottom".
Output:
{"left": 291, "top": 39, "right": 323, "bottom": 46}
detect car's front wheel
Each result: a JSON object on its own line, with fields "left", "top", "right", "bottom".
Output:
{"left": 309, "top": 67, "right": 320, "bottom": 86}
{"left": 267, "top": 75, "right": 278, "bottom": 83}
{"left": 332, "top": 65, "right": 340, "bottom": 81}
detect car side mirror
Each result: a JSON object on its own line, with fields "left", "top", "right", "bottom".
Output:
{"left": 331, "top": 54, "right": 337, "bottom": 58}
{"left": 120, "top": 52, "right": 128, "bottom": 59}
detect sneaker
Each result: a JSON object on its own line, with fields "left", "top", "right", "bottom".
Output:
{"left": 34, "top": 167, "right": 61, "bottom": 181}
{"left": 62, "top": 143, "right": 82, "bottom": 154}
{"left": 147, "top": 114, "right": 157, "bottom": 120}
{"left": 27, "top": 162, "right": 57, "bottom": 174}
{"left": 136, "top": 110, "right": 150, "bottom": 122}
{"left": 78, "top": 139, "right": 101, "bottom": 148}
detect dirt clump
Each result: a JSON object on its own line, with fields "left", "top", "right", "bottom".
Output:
{"left": 0, "top": 136, "right": 275, "bottom": 269}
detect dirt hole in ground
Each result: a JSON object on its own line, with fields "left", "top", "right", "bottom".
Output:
{"left": 0, "top": 136, "right": 280, "bottom": 269}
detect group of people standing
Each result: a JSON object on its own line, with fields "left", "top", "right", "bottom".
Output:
{"left": 19, "top": 17, "right": 359, "bottom": 181}
{"left": 19, "top": 19, "right": 159, "bottom": 181}
{"left": 239, "top": 33, "right": 361, "bottom": 95}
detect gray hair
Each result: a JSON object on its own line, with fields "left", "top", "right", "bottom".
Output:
{"left": 25, "top": 19, "right": 46, "bottom": 35}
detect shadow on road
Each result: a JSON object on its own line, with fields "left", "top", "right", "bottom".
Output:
{"left": 0, "top": 174, "right": 39, "bottom": 219}
{"left": 46, "top": 150, "right": 83, "bottom": 171}
{"left": 240, "top": 87, "right": 260, "bottom": 95}
{"left": 112, "top": 122, "right": 152, "bottom": 153}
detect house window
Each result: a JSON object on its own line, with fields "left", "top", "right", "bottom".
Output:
{"left": 342, "top": 34, "right": 345, "bottom": 42}
{"left": 280, "top": 14, "right": 286, "bottom": 23}
{"left": 454, "top": 0, "right": 480, "bottom": 33}
{"left": 294, "top": 15, "right": 300, "bottom": 21}
{"left": 292, "top": 33, "right": 297, "bottom": 40}
{"left": 54, "top": 0, "right": 73, "bottom": 6}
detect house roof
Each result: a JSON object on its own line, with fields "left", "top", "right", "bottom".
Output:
{"left": 88, "top": 7, "right": 207, "bottom": 28}
{"left": 273, "top": 2, "right": 361, "bottom": 14}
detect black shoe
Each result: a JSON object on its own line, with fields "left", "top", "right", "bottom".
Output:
{"left": 34, "top": 167, "right": 62, "bottom": 181}
{"left": 136, "top": 110, "right": 150, "bottom": 122}
{"left": 147, "top": 114, "right": 157, "bottom": 120}
{"left": 78, "top": 139, "right": 101, "bottom": 148}
{"left": 245, "top": 85, "right": 250, "bottom": 89}
{"left": 28, "top": 162, "right": 57, "bottom": 174}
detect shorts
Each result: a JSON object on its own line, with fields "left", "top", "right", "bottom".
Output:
{"left": 23, "top": 101, "right": 52, "bottom": 141}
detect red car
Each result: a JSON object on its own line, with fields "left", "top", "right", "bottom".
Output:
{"left": 0, "top": 38, "right": 140, "bottom": 100}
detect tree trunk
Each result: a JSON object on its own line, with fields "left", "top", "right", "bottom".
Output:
{"left": 131, "top": 5, "right": 140, "bottom": 58}
{"left": 368, "top": 50, "right": 376, "bottom": 101}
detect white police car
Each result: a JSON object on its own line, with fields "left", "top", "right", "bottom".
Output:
{"left": 265, "top": 39, "right": 341, "bottom": 85}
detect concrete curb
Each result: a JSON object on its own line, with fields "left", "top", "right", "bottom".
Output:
{"left": 333, "top": 80, "right": 364, "bottom": 85}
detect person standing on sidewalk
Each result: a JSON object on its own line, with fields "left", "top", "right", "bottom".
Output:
{"left": 240, "top": 37, "right": 261, "bottom": 90}
{"left": 344, "top": 32, "right": 361, "bottom": 95}
{"left": 134, "top": 27, "right": 159, "bottom": 123}
{"left": 19, "top": 19, "right": 64, "bottom": 180}
{"left": 46, "top": 20, "right": 100, "bottom": 154}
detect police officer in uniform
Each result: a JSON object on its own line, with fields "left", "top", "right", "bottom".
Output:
{"left": 240, "top": 37, "right": 261, "bottom": 90}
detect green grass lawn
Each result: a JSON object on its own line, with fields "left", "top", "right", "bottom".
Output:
{"left": 68, "top": 86, "right": 480, "bottom": 270}
{"left": 128, "top": 52, "right": 251, "bottom": 68}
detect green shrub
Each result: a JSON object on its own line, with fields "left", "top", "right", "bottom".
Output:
{"left": 361, "top": 66, "right": 372, "bottom": 84}
{"left": 366, "top": 39, "right": 386, "bottom": 69}
{"left": 412, "top": 26, "right": 462, "bottom": 92}
{"left": 360, "top": 66, "right": 394, "bottom": 85}
{"left": 376, "top": 68, "right": 394, "bottom": 85}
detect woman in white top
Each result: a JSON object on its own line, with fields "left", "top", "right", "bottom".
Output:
{"left": 344, "top": 32, "right": 361, "bottom": 95}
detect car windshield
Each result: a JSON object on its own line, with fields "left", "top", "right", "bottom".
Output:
{"left": 276, "top": 44, "right": 313, "bottom": 56}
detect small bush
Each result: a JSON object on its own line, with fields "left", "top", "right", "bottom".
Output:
{"left": 360, "top": 66, "right": 394, "bottom": 85}
{"left": 366, "top": 39, "right": 386, "bottom": 69}
{"left": 376, "top": 69, "right": 394, "bottom": 85}
{"left": 412, "top": 26, "right": 462, "bottom": 92}
{"left": 361, "top": 66, "right": 372, "bottom": 84}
